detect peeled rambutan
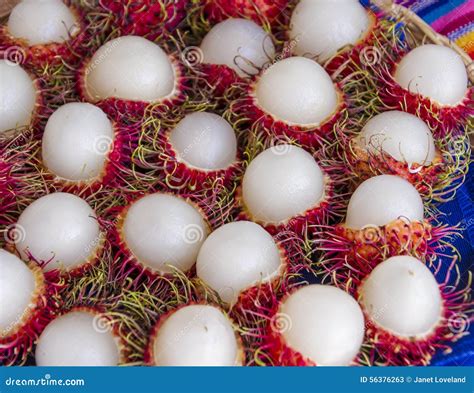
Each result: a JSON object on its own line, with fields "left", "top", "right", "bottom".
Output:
{"left": 343, "top": 110, "right": 470, "bottom": 202}
{"left": 237, "top": 144, "right": 344, "bottom": 238}
{"left": 35, "top": 307, "right": 127, "bottom": 366}
{"left": 0, "top": 249, "right": 54, "bottom": 366}
{"left": 358, "top": 255, "right": 472, "bottom": 366}
{"left": 14, "top": 192, "right": 104, "bottom": 277}
{"left": 318, "top": 175, "right": 458, "bottom": 280}
{"left": 229, "top": 56, "right": 346, "bottom": 150}
{"left": 196, "top": 18, "right": 275, "bottom": 95}
{"left": 195, "top": 220, "right": 302, "bottom": 321}
{"left": 260, "top": 284, "right": 365, "bottom": 366}
{"left": 288, "top": 0, "right": 378, "bottom": 74}
{"left": 134, "top": 111, "right": 241, "bottom": 195}
{"left": 197, "top": 0, "right": 290, "bottom": 28}
{"left": 0, "top": 0, "right": 87, "bottom": 67}
{"left": 144, "top": 303, "right": 245, "bottom": 366}
{"left": 40, "top": 102, "right": 132, "bottom": 193}
{"left": 77, "top": 35, "right": 186, "bottom": 121}
{"left": 98, "top": 0, "right": 187, "bottom": 41}
{"left": 374, "top": 44, "right": 473, "bottom": 134}
{"left": 113, "top": 192, "right": 212, "bottom": 280}
{"left": 0, "top": 60, "right": 42, "bottom": 138}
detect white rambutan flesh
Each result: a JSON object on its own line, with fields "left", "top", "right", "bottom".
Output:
{"left": 200, "top": 18, "right": 275, "bottom": 77}
{"left": 7, "top": 0, "right": 80, "bottom": 45}
{"left": 122, "top": 193, "right": 209, "bottom": 274}
{"left": 42, "top": 103, "right": 115, "bottom": 182}
{"left": 359, "top": 255, "right": 442, "bottom": 338}
{"left": 169, "top": 112, "right": 237, "bottom": 170}
{"left": 279, "top": 285, "right": 365, "bottom": 366}
{"left": 345, "top": 175, "right": 424, "bottom": 229}
{"left": 255, "top": 57, "right": 338, "bottom": 125}
{"left": 16, "top": 192, "right": 101, "bottom": 272}
{"left": 151, "top": 305, "right": 242, "bottom": 366}
{"left": 394, "top": 44, "right": 468, "bottom": 106}
{"left": 242, "top": 145, "right": 324, "bottom": 224}
{"left": 289, "top": 0, "right": 371, "bottom": 61}
{"left": 196, "top": 221, "right": 282, "bottom": 305}
{"left": 0, "top": 249, "right": 37, "bottom": 335}
{"left": 84, "top": 36, "right": 176, "bottom": 102}
{"left": 0, "top": 61, "right": 37, "bottom": 134}
{"left": 35, "top": 310, "right": 120, "bottom": 366}
{"left": 358, "top": 110, "right": 436, "bottom": 165}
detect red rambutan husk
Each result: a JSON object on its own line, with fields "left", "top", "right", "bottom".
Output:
{"left": 251, "top": 283, "right": 367, "bottom": 366}
{"left": 234, "top": 138, "right": 349, "bottom": 262}
{"left": 228, "top": 81, "right": 347, "bottom": 151}
{"left": 219, "top": 231, "right": 311, "bottom": 365}
{"left": 133, "top": 115, "right": 243, "bottom": 196}
{"left": 357, "top": 258, "right": 472, "bottom": 366}
{"left": 0, "top": 131, "right": 44, "bottom": 229}
{"left": 195, "top": 63, "right": 243, "bottom": 97}
{"left": 0, "top": 3, "right": 88, "bottom": 68}
{"left": 38, "top": 121, "right": 140, "bottom": 196}
{"left": 108, "top": 190, "right": 235, "bottom": 288}
{"left": 372, "top": 54, "right": 473, "bottom": 137}
{"left": 317, "top": 218, "right": 460, "bottom": 284}
{"left": 198, "top": 0, "right": 290, "bottom": 29}
{"left": 76, "top": 55, "right": 188, "bottom": 122}
{"left": 342, "top": 135, "right": 471, "bottom": 203}
{"left": 318, "top": 10, "right": 379, "bottom": 77}
{"left": 0, "top": 263, "right": 58, "bottom": 366}
{"left": 98, "top": 0, "right": 187, "bottom": 41}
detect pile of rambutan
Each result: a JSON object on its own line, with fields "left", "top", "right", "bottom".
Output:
{"left": 0, "top": 0, "right": 472, "bottom": 368}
